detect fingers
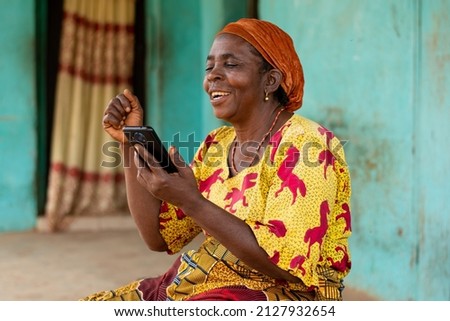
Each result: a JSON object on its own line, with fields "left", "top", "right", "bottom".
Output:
{"left": 133, "top": 146, "right": 147, "bottom": 169}
{"left": 135, "top": 154, "right": 154, "bottom": 192}
{"left": 103, "top": 95, "right": 130, "bottom": 129}
{"left": 103, "top": 89, "right": 142, "bottom": 129}
{"left": 102, "top": 111, "right": 123, "bottom": 130}
{"left": 134, "top": 144, "right": 165, "bottom": 174}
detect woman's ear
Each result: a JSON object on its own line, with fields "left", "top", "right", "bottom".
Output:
{"left": 265, "top": 68, "right": 283, "bottom": 94}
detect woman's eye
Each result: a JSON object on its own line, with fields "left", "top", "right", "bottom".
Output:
{"left": 205, "top": 63, "right": 238, "bottom": 72}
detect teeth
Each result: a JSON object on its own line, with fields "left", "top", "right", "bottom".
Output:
{"left": 211, "top": 91, "right": 230, "bottom": 99}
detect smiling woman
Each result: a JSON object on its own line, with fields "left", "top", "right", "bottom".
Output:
{"left": 82, "top": 18, "right": 352, "bottom": 301}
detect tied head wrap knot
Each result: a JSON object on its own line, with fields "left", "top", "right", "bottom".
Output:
{"left": 217, "top": 18, "right": 304, "bottom": 112}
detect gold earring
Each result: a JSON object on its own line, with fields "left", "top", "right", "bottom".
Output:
{"left": 264, "top": 90, "right": 269, "bottom": 101}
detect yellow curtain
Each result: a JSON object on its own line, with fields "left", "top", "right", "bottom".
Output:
{"left": 44, "top": 0, "right": 136, "bottom": 231}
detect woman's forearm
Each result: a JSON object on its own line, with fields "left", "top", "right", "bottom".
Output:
{"left": 122, "top": 143, "right": 168, "bottom": 251}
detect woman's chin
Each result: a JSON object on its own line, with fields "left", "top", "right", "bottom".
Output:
{"left": 211, "top": 107, "right": 230, "bottom": 121}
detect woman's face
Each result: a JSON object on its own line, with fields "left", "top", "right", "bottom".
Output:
{"left": 203, "top": 34, "right": 266, "bottom": 122}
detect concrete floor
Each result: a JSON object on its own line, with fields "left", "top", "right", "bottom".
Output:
{"left": 0, "top": 216, "right": 376, "bottom": 301}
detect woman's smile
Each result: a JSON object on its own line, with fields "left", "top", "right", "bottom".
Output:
{"left": 209, "top": 90, "right": 231, "bottom": 104}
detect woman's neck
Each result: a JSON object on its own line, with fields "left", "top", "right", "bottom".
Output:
{"left": 233, "top": 104, "right": 289, "bottom": 143}
{"left": 228, "top": 105, "right": 292, "bottom": 176}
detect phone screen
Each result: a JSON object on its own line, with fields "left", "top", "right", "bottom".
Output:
{"left": 123, "top": 126, "right": 178, "bottom": 173}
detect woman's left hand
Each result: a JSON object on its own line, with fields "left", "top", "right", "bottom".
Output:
{"left": 132, "top": 144, "right": 202, "bottom": 208}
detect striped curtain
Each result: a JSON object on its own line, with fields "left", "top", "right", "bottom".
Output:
{"left": 44, "top": 0, "right": 136, "bottom": 231}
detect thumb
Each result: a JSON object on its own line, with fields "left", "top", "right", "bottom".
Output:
{"left": 123, "top": 88, "right": 142, "bottom": 112}
{"left": 169, "top": 146, "right": 188, "bottom": 171}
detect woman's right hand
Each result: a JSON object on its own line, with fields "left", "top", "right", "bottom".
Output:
{"left": 102, "top": 89, "right": 144, "bottom": 143}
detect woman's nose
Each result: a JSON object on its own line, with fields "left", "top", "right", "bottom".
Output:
{"left": 206, "top": 65, "right": 224, "bottom": 81}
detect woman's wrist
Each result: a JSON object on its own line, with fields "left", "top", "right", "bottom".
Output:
{"left": 179, "top": 193, "right": 207, "bottom": 217}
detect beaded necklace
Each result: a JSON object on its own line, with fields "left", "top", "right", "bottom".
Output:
{"left": 231, "top": 106, "right": 285, "bottom": 173}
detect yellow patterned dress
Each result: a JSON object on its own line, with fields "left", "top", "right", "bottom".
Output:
{"left": 82, "top": 114, "right": 352, "bottom": 301}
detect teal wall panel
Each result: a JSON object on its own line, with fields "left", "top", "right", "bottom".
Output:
{"left": 0, "top": 0, "right": 37, "bottom": 231}
{"left": 159, "top": 0, "right": 204, "bottom": 161}
{"left": 260, "top": 0, "right": 449, "bottom": 300}
{"left": 416, "top": 0, "right": 450, "bottom": 300}
{"left": 199, "top": 0, "right": 249, "bottom": 137}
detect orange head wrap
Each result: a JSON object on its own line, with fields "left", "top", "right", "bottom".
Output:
{"left": 217, "top": 18, "right": 304, "bottom": 112}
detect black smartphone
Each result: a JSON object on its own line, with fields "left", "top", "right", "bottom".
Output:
{"left": 123, "top": 126, "right": 178, "bottom": 173}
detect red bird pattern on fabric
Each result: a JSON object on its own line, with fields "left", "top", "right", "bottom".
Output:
{"left": 304, "top": 200, "right": 330, "bottom": 258}
{"left": 318, "top": 125, "right": 335, "bottom": 148}
{"left": 269, "top": 250, "right": 280, "bottom": 264}
{"left": 275, "top": 145, "right": 306, "bottom": 204}
{"left": 199, "top": 168, "right": 224, "bottom": 198}
{"left": 336, "top": 203, "right": 351, "bottom": 233}
{"left": 317, "top": 125, "right": 336, "bottom": 179}
{"left": 290, "top": 255, "right": 307, "bottom": 276}
{"left": 224, "top": 172, "right": 258, "bottom": 213}
{"left": 254, "top": 220, "right": 287, "bottom": 238}
{"left": 161, "top": 201, "right": 186, "bottom": 220}
{"left": 268, "top": 123, "right": 290, "bottom": 163}
{"left": 267, "top": 220, "right": 287, "bottom": 237}
{"left": 197, "top": 133, "right": 219, "bottom": 162}
{"left": 327, "top": 245, "right": 351, "bottom": 272}
{"left": 318, "top": 149, "right": 335, "bottom": 179}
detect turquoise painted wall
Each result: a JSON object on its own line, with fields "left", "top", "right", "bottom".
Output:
{"left": 0, "top": 0, "right": 37, "bottom": 231}
{"left": 417, "top": 0, "right": 450, "bottom": 300}
{"left": 260, "top": 0, "right": 450, "bottom": 300}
